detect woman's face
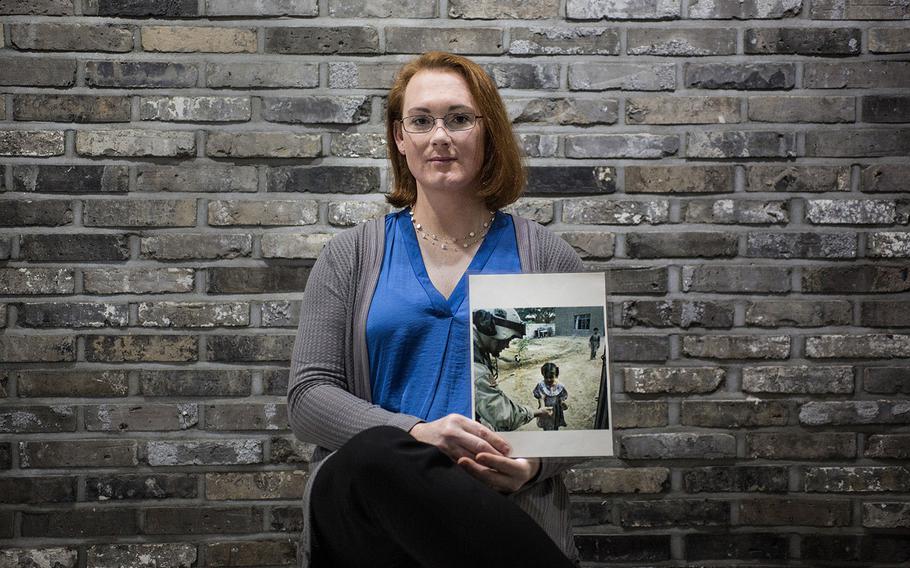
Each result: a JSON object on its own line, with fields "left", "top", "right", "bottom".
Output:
{"left": 394, "top": 69, "right": 485, "bottom": 199}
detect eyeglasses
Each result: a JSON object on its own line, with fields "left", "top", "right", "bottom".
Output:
{"left": 399, "top": 112, "right": 482, "bottom": 134}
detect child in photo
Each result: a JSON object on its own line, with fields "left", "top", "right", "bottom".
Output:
{"left": 533, "top": 362, "right": 568, "bottom": 431}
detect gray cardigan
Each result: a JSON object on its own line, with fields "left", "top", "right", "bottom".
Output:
{"left": 288, "top": 214, "right": 585, "bottom": 567}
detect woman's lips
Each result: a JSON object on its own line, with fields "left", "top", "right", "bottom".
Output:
{"left": 429, "top": 157, "right": 455, "bottom": 162}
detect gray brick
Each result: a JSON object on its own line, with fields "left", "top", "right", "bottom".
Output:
{"left": 329, "top": 0, "right": 435, "bottom": 16}
{"left": 85, "top": 335, "right": 198, "bottom": 362}
{"left": 567, "top": 134, "right": 678, "bottom": 158}
{"left": 563, "top": 199, "right": 668, "bottom": 225}
{"left": 18, "top": 302, "right": 129, "bottom": 328}
{"left": 0, "top": 199, "right": 73, "bottom": 226}
{"left": 683, "top": 466, "right": 789, "bottom": 493}
{"left": 622, "top": 366, "right": 724, "bottom": 394}
{"left": 207, "top": 267, "right": 309, "bottom": 294}
{"left": 386, "top": 27, "right": 504, "bottom": 54}
{"left": 747, "top": 432, "right": 856, "bottom": 459}
{"left": 86, "top": 475, "right": 197, "bottom": 500}
{"left": 688, "top": 0, "right": 802, "bottom": 18}
{"left": 10, "top": 23, "right": 133, "bottom": 52}
{"left": 328, "top": 62, "right": 401, "bottom": 89}
{"left": 0, "top": 549, "right": 77, "bottom": 568}
{"left": 136, "top": 165, "right": 258, "bottom": 193}
{"left": 869, "top": 28, "right": 910, "bottom": 53}
{"left": 269, "top": 435, "right": 314, "bottom": 463}
{"left": 687, "top": 131, "right": 796, "bottom": 158}
{"left": 206, "top": 471, "right": 305, "bottom": 499}
{"left": 13, "top": 165, "right": 129, "bottom": 194}
{"left": 76, "top": 129, "right": 196, "bottom": 157}
{"left": 265, "top": 26, "right": 379, "bottom": 54}
{"left": 626, "top": 166, "right": 733, "bottom": 194}
{"left": 87, "top": 0, "right": 198, "bottom": 16}
{"left": 811, "top": 0, "right": 910, "bottom": 19}
{"left": 328, "top": 201, "right": 391, "bottom": 226}
{"left": 207, "top": 335, "right": 295, "bottom": 362}
{"left": 863, "top": 502, "right": 910, "bottom": 528}
{"left": 862, "top": 301, "right": 910, "bottom": 327}
{"left": 207, "top": 200, "right": 318, "bottom": 226}
{"left": 746, "top": 165, "right": 850, "bottom": 192}
{"left": 508, "top": 98, "right": 618, "bottom": 125}
{"left": 620, "top": 300, "right": 734, "bottom": 328}
{"left": 0, "top": 268, "right": 74, "bottom": 295}
{"left": 577, "top": 535, "right": 672, "bottom": 563}
{"left": 330, "top": 133, "right": 387, "bottom": 158}
{"left": 869, "top": 232, "right": 910, "bottom": 258}
{"left": 862, "top": 164, "right": 910, "bottom": 193}
{"left": 748, "top": 96, "right": 855, "bottom": 123}
{"left": 0, "top": 130, "right": 65, "bottom": 156}
{"left": 261, "top": 300, "right": 300, "bottom": 327}
{"left": 267, "top": 166, "right": 380, "bottom": 194}
{"left": 686, "top": 63, "right": 795, "bottom": 90}
{"left": 683, "top": 265, "right": 791, "bottom": 293}
{"left": 449, "top": 0, "right": 556, "bottom": 18}
{"left": 21, "top": 234, "right": 130, "bottom": 261}
{"left": 0, "top": 57, "right": 77, "bottom": 87}
{"left": 746, "top": 232, "right": 857, "bottom": 259}
{"left": 802, "top": 265, "right": 910, "bottom": 293}
{"left": 527, "top": 167, "right": 616, "bottom": 195}
{"left": 864, "top": 368, "right": 910, "bottom": 395}
{"left": 569, "top": 63, "right": 675, "bottom": 91}
{"left": 13, "top": 95, "right": 131, "bottom": 123}
{"left": 620, "top": 499, "right": 728, "bottom": 527}
{"left": 628, "top": 29, "right": 736, "bottom": 56}
{"left": 139, "top": 96, "right": 251, "bottom": 122}
{"left": 804, "top": 466, "right": 910, "bottom": 493}
{"left": 262, "top": 233, "right": 333, "bottom": 259}
{"left": 144, "top": 507, "right": 263, "bottom": 534}
{"left": 483, "top": 62, "right": 560, "bottom": 89}
{"left": 610, "top": 335, "right": 671, "bottom": 362}
{"left": 0, "top": 0, "right": 74, "bottom": 14}
{"left": 804, "top": 61, "right": 910, "bottom": 89}
{"left": 683, "top": 335, "right": 790, "bottom": 359}
{"left": 204, "top": 403, "right": 289, "bottom": 431}
{"left": 22, "top": 510, "right": 138, "bottom": 537}
{"left": 863, "top": 95, "right": 910, "bottom": 123}
{"left": 262, "top": 96, "right": 371, "bottom": 124}
{"left": 806, "top": 199, "right": 895, "bottom": 224}
{"left": 206, "top": 61, "right": 319, "bottom": 89}
{"left": 560, "top": 232, "right": 615, "bottom": 259}
{"left": 85, "top": 404, "right": 198, "bottom": 431}
{"left": 806, "top": 129, "right": 910, "bottom": 157}
{"left": 83, "top": 268, "right": 194, "bottom": 294}
{"left": 206, "top": 131, "right": 321, "bottom": 158}
{"left": 146, "top": 440, "right": 262, "bottom": 466}
{"left": 140, "top": 370, "right": 252, "bottom": 397}
{"left": 865, "top": 434, "right": 910, "bottom": 459}
{"left": 138, "top": 302, "right": 249, "bottom": 328}
{"left": 627, "top": 96, "right": 740, "bottom": 125}
{"left": 0, "top": 240, "right": 8, "bottom": 261}
{"left": 262, "top": 369, "right": 291, "bottom": 395}
{"left": 682, "top": 400, "right": 788, "bottom": 427}
{"left": 567, "top": 0, "right": 681, "bottom": 19}
{"left": 746, "top": 27, "right": 861, "bottom": 55}
{"left": 206, "top": 0, "right": 317, "bottom": 16}
{"left": 804, "top": 535, "right": 910, "bottom": 564}
{"left": 801, "top": 401, "right": 910, "bottom": 426}
{"left": 20, "top": 440, "right": 137, "bottom": 468}
{"left": 807, "top": 334, "right": 910, "bottom": 359}
{"left": 621, "top": 433, "right": 735, "bottom": 460}
{"left": 738, "top": 498, "right": 851, "bottom": 527}
{"left": 504, "top": 198, "right": 555, "bottom": 224}
{"left": 0, "top": 336, "right": 74, "bottom": 362}
{"left": 16, "top": 370, "right": 129, "bottom": 398}
{"left": 85, "top": 61, "right": 199, "bottom": 88}
{"left": 627, "top": 232, "right": 737, "bottom": 258}
{"left": 509, "top": 27, "right": 620, "bottom": 55}
{"left": 0, "top": 406, "right": 76, "bottom": 433}
{"left": 84, "top": 199, "right": 197, "bottom": 228}
{"left": 141, "top": 234, "right": 252, "bottom": 260}
{"left": 207, "top": 541, "right": 295, "bottom": 566}
{"left": 683, "top": 199, "right": 788, "bottom": 224}
{"left": 746, "top": 301, "right": 853, "bottom": 327}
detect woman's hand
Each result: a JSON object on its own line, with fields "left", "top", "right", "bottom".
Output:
{"left": 457, "top": 454, "right": 541, "bottom": 494}
{"left": 409, "top": 413, "right": 511, "bottom": 462}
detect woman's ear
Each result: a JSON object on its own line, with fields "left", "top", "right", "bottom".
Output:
{"left": 393, "top": 122, "right": 406, "bottom": 155}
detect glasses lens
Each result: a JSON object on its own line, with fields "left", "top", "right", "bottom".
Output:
{"left": 444, "top": 112, "right": 475, "bottom": 131}
{"left": 402, "top": 113, "right": 476, "bottom": 133}
{"left": 403, "top": 115, "right": 433, "bottom": 133}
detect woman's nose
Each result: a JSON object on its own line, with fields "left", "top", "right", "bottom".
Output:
{"left": 429, "top": 121, "right": 453, "bottom": 145}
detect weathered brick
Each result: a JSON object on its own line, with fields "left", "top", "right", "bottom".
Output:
{"left": 625, "top": 166, "right": 733, "bottom": 194}
{"left": 811, "top": 0, "right": 910, "bottom": 18}
{"left": 206, "top": 131, "right": 321, "bottom": 158}
{"left": 0, "top": 406, "right": 75, "bottom": 433}
{"left": 622, "top": 366, "right": 723, "bottom": 394}
{"left": 504, "top": 198, "right": 555, "bottom": 224}
{"left": 13, "top": 164, "right": 129, "bottom": 194}
{"left": 565, "top": 467, "right": 669, "bottom": 494}
{"left": 0, "top": 268, "right": 74, "bottom": 295}
{"left": 139, "top": 96, "right": 251, "bottom": 122}
{"left": 206, "top": 471, "right": 305, "bottom": 499}
{"left": 563, "top": 199, "right": 668, "bottom": 225}
{"left": 749, "top": 96, "right": 855, "bottom": 123}
{"left": 76, "top": 129, "right": 196, "bottom": 157}
{"left": 808, "top": 129, "right": 910, "bottom": 157}
{"left": 0, "top": 336, "right": 75, "bottom": 362}
{"left": 22, "top": 510, "right": 138, "bottom": 537}
{"left": 682, "top": 400, "right": 788, "bottom": 427}
{"left": 262, "top": 233, "right": 333, "bottom": 259}
{"left": 802, "top": 265, "right": 910, "bottom": 293}
{"left": 136, "top": 165, "right": 257, "bottom": 193}
{"left": 0, "top": 548, "right": 77, "bottom": 568}
{"left": 738, "top": 498, "right": 850, "bottom": 526}
{"left": 509, "top": 27, "right": 619, "bottom": 55}
{"left": 327, "top": 201, "right": 390, "bottom": 227}
{"left": 747, "top": 432, "right": 856, "bottom": 459}
{"left": 863, "top": 502, "right": 910, "bottom": 528}
{"left": 686, "top": 533, "right": 787, "bottom": 561}
{"left": 146, "top": 440, "right": 263, "bottom": 466}
{"left": 482, "top": 63, "right": 560, "bottom": 89}
{"left": 265, "top": 27, "right": 379, "bottom": 54}
{"left": 207, "top": 267, "right": 310, "bottom": 294}
{"left": 262, "top": 369, "right": 291, "bottom": 395}
{"left": 576, "top": 534, "right": 671, "bottom": 563}
{"left": 684, "top": 199, "right": 788, "bottom": 224}
{"left": 144, "top": 507, "right": 264, "bottom": 534}
{"left": 567, "top": 0, "right": 681, "bottom": 19}
{"left": 16, "top": 370, "right": 129, "bottom": 397}
{"left": 628, "top": 29, "right": 736, "bottom": 56}
{"left": 0, "top": 305, "right": 6, "bottom": 327}
{"left": 261, "top": 301, "right": 300, "bottom": 328}
{"left": 627, "top": 232, "right": 737, "bottom": 258}
{"left": 747, "top": 301, "right": 853, "bottom": 328}
{"left": 805, "top": 466, "right": 910, "bottom": 492}
{"left": 869, "top": 28, "right": 910, "bottom": 53}
{"left": 518, "top": 134, "right": 559, "bottom": 158}
{"left": 687, "top": 131, "right": 796, "bottom": 158}
{"left": 688, "top": 0, "right": 802, "bottom": 18}
{"left": 20, "top": 440, "right": 138, "bottom": 468}
{"left": 807, "top": 334, "right": 910, "bottom": 358}
{"left": 683, "top": 265, "right": 791, "bottom": 293}
{"left": 141, "top": 234, "right": 252, "bottom": 260}
{"left": 805, "top": 61, "right": 910, "bottom": 89}
{"left": 683, "top": 466, "right": 789, "bottom": 493}
{"left": 87, "top": 544, "right": 196, "bottom": 568}
{"left": 0, "top": 445, "right": 9, "bottom": 470}
{"left": 20, "top": 234, "right": 128, "bottom": 261}
{"left": 85, "top": 61, "right": 199, "bottom": 88}
{"left": 0, "top": 130, "right": 65, "bottom": 156}
{"left": 141, "top": 26, "right": 256, "bottom": 53}
{"left": 559, "top": 232, "right": 615, "bottom": 259}
{"left": 87, "top": 0, "right": 198, "bottom": 16}
{"left": 863, "top": 95, "right": 910, "bottom": 123}
{"left": 85, "top": 403, "right": 198, "bottom": 431}
{"left": 269, "top": 436, "right": 314, "bottom": 464}
{"left": 138, "top": 302, "right": 249, "bottom": 328}
{"left": 621, "top": 433, "right": 735, "bottom": 459}
{"left": 449, "top": 0, "right": 556, "bottom": 18}
{"left": 18, "top": 302, "right": 129, "bottom": 328}
{"left": 83, "top": 268, "right": 194, "bottom": 294}
{"left": 0, "top": 199, "right": 73, "bottom": 226}
{"left": 800, "top": 401, "right": 910, "bottom": 425}
{"left": 206, "top": 61, "right": 319, "bottom": 89}
{"left": 84, "top": 199, "right": 197, "bottom": 228}
{"left": 802, "top": 535, "right": 910, "bottom": 564}
{"left": 508, "top": 98, "right": 618, "bottom": 125}
{"left": 13, "top": 94, "right": 131, "bottom": 123}
{"left": 207, "top": 335, "right": 295, "bottom": 362}
{"left": 865, "top": 434, "right": 910, "bottom": 459}
{"left": 569, "top": 63, "right": 676, "bottom": 91}
{"left": 0, "top": 238, "right": 9, "bottom": 261}
{"left": 327, "top": 61, "right": 399, "bottom": 89}
{"left": 10, "top": 23, "right": 133, "bottom": 52}
{"left": 567, "top": 134, "right": 679, "bottom": 158}
{"left": 140, "top": 370, "right": 251, "bottom": 397}
{"left": 746, "top": 165, "right": 850, "bottom": 192}
{"left": 85, "top": 335, "right": 198, "bottom": 362}
{"left": 526, "top": 167, "right": 616, "bottom": 195}
{"left": 385, "top": 27, "right": 503, "bottom": 54}
{"left": 263, "top": 96, "right": 371, "bottom": 124}
{"left": 267, "top": 166, "right": 380, "bottom": 193}
{"left": 0, "top": 0, "right": 74, "bottom": 14}
{"left": 686, "top": 62, "right": 795, "bottom": 90}
{"left": 746, "top": 232, "right": 857, "bottom": 259}
{"left": 620, "top": 499, "right": 728, "bottom": 527}
{"left": 683, "top": 335, "right": 790, "bottom": 359}
{"left": 207, "top": 541, "right": 296, "bottom": 567}
{"left": 627, "top": 96, "right": 740, "bottom": 125}
{"left": 745, "top": 27, "right": 860, "bottom": 55}
{"left": 864, "top": 367, "right": 910, "bottom": 395}
{"left": 0, "top": 57, "right": 76, "bottom": 87}
{"left": 208, "top": 200, "right": 317, "bottom": 226}
{"left": 610, "top": 335, "right": 671, "bottom": 361}
{"left": 330, "top": 133, "right": 387, "bottom": 158}
{"left": 869, "top": 232, "right": 910, "bottom": 258}
{"left": 207, "top": 0, "right": 317, "bottom": 16}
{"left": 862, "top": 300, "right": 910, "bottom": 327}
{"left": 621, "top": 300, "right": 733, "bottom": 329}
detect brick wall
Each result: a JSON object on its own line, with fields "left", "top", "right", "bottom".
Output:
{"left": 0, "top": 0, "right": 908, "bottom": 566}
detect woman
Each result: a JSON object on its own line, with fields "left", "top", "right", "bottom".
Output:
{"left": 288, "top": 51, "right": 583, "bottom": 567}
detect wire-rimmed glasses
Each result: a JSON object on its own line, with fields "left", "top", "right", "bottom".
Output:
{"left": 399, "top": 112, "right": 482, "bottom": 134}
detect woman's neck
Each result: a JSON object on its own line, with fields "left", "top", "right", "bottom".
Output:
{"left": 411, "top": 190, "right": 491, "bottom": 241}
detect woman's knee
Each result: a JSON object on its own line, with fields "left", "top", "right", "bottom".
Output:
{"left": 328, "top": 425, "right": 415, "bottom": 481}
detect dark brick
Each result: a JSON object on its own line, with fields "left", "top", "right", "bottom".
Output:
{"left": 619, "top": 499, "right": 728, "bottom": 528}
{"left": 570, "top": 499, "right": 613, "bottom": 527}
{"left": 805, "top": 61, "right": 910, "bottom": 89}
{"left": 626, "top": 233, "right": 737, "bottom": 258}
{"left": 12, "top": 164, "right": 129, "bottom": 194}
{"left": 0, "top": 0, "right": 74, "bottom": 15}
{"left": 0, "top": 477, "right": 76, "bottom": 503}
{"left": 385, "top": 27, "right": 504, "bottom": 55}
{"left": 207, "top": 335, "right": 295, "bottom": 362}
{"left": 621, "top": 433, "right": 736, "bottom": 459}
{"left": 0, "top": 444, "right": 10, "bottom": 469}
{"left": 576, "top": 535, "right": 671, "bottom": 563}
{"left": 682, "top": 400, "right": 789, "bottom": 427}
{"left": 746, "top": 432, "right": 856, "bottom": 460}
{"left": 10, "top": 22, "right": 133, "bottom": 52}
{"left": 805, "top": 466, "right": 910, "bottom": 492}
{"left": 269, "top": 506, "right": 303, "bottom": 532}
{"left": 86, "top": 474, "right": 197, "bottom": 500}
{"left": 207, "top": 541, "right": 296, "bottom": 567}
{"left": 0, "top": 56, "right": 76, "bottom": 86}
{"left": 802, "top": 265, "right": 910, "bottom": 293}
{"left": 806, "top": 128, "right": 910, "bottom": 157}
{"left": 862, "top": 165, "right": 910, "bottom": 193}
{"left": 683, "top": 466, "right": 789, "bottom": 493}
{"left": 745, "top": 27, "right": 861, "bottom": 55}
{"left": 685, "top": 63, "right": 795, "bottom": 90}
{"left": 862, "top": 301, "right": 910, "bottom": 327}
{"left": 267, "top": 166, "right": 380, "bottom": 194}
{"left": 625, "top": 165, "right": 733, "bottom": 194}
{"left": 204, "top": 402, "right": 290, "bottom": 431}
{"left": 262, "top": 96, "right": 371, "bottom": 124}
{"left": 863, "top": 502, "right": 910, "bottom": 529}
{"left": 0, "top": 511, "right": 11, "bottom": 537}
{"left": 683, "top": 265, "right": 791, "bottom": 293}
{"left": 18, "top": 302, "right": 129, "bottom": 328}
{"left": 16, "top": 370, "right": 129, "bottom": 397}
{"left": 265, "top": 26, "right": 379, "bottom": 54}
{"left": 20, "top": 234, "right": 130, "bottom": 261}
{"left": 137, "top": 165, "right": 257, "bottom": 193}
{"left": 22, "top": 510, "right": 138, "bottom": 536}
{"left": 86, "top": 335, "right": 198, "bottom": 362}
{"left": 483, "top": 62, "right": 560, "bottom": 89}
{"left": 145, "top": 507, "right": 264, "bottom": 534}
{"left": 263, "top": 369, "right": 290, "bottom": 395}
{"left": 0, "top": 335, "right": 75, "bottom": 362}
{"left": 20, "top": 440, "right": 138, "bottom": 468}
{"left": 864, "top": 367, "right": 910, "bottom": 394}
{"left": 620, "top": 300, "right": 733, "bottom": 328}
{"left": 686, "top": 533, "right": 787, "bottom": 560}
{"left": 613, "top": 401, "right": 668, "bottom": 428}
{"left": 602, "top": 267, "right": 668, "bottom": 294}
{"left": 802, "top": 535, "right": 910, "bottom": 563}
{"left": 140, "top": 370, "right": 252, "bottom": 397}
{"left": 746, "top": 300, "right": 853, "bottom": 327}
{"left": 13, "top": 95, "right": 131, "bottom": 122}
{"left": 89, "top": 0, "right": 199, "bottom": 17}
{"left": 738, "top": 498, "right": 851, "bottom": 526}
{"left": 526, "top": 166, "right": 616, "bottom": 195}
{"left": 565, "top": 467, "right": 669, "bottom": 494}
{"left": 85, "top": 61, "right": 198, "bottom": 88}
{"left": 207, "top": 267, "right": 311, "bottom": 294}
{"left": 0, "top": 200, "right": 73, "bottom": 226}
{"left": 269, "top": 436, "right": 314, "bottom": 464}
{"left": 610, "top": 335, "right": 670, "bottom": 362}
{"left": 863, "top": 95, "right": 910, "bottom": 123}
{"left": 865, "top": 434, "right": 910, "bottom": 459}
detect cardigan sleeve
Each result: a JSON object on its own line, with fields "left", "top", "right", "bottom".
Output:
{"left": 287, "top": 230, "right": 422, "bottom": 452}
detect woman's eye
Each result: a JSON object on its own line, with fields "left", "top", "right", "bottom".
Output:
{"left": 411, "top": 116, "right": 431, "bottom": 126}
{"left": 451, "top": 114, "right": 470, "bottom": 124}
